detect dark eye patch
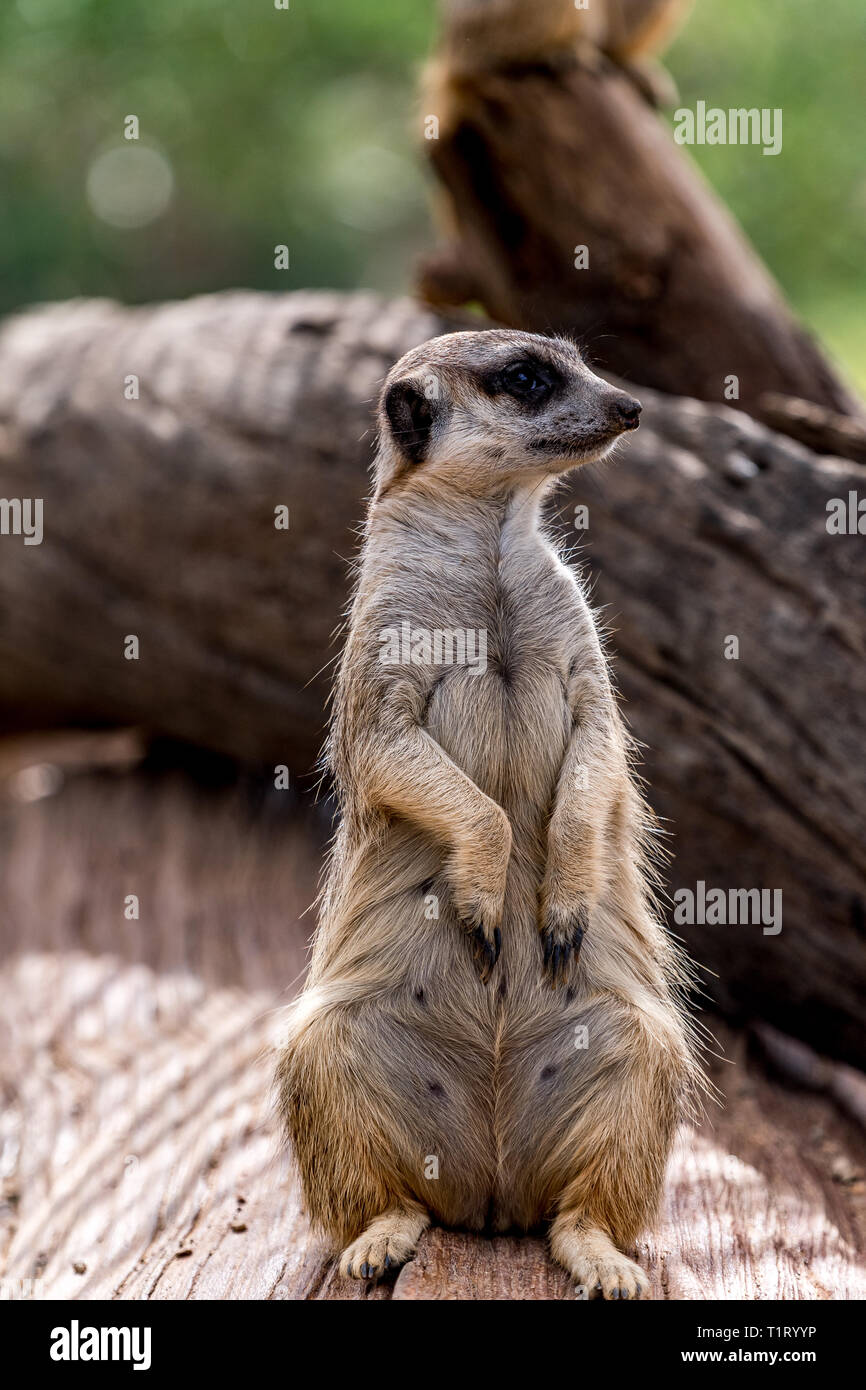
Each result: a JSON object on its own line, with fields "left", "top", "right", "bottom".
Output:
{"left": 480, "top": 355, "right": 563, "bottom": 409}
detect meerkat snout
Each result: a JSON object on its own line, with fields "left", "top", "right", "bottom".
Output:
{"left": 614, "top": 395, "right": 642, "bottom": 430}
{"left": 584, "top": 386, "right": 642, "bottom": 447}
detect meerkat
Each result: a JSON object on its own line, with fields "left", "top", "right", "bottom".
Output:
{"left": 431, "top": 0, "right": 693, "bottom": 102}
{"left": 420, "top": 1, "right": 692, "bottom": 308}
{"left": 278, "top": 328, "right": 704, "bottom": 1299}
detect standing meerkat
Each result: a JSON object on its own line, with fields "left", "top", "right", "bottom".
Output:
{"left": 278, "top": 329, "right": 704, "bottom": 1299}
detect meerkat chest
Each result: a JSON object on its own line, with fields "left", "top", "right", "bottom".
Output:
{"left": 421, "top": 544, "right": 586, "bottom": 809}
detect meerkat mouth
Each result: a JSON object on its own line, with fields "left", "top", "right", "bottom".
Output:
{"left": 531, "top": 428, "right": 628, "bottom": 465}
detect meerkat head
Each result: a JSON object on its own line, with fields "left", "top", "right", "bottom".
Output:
{"left": 375, "top": 329, "right": 641, "bottom": 498}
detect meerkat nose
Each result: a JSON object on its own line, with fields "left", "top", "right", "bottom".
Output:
{"left": 615, "top": 396, "right": 642, "bottom": 430}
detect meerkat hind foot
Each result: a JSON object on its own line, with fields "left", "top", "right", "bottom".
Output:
{"left": 551, "top": 1218, "right": 651, "bottom": 1300}
{"left": 340, "top": 1204, "right": 430, "bottom": 1281}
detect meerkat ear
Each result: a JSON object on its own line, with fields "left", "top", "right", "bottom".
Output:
{"left": 383, "top": 379, "right": 437, "bottom": 466}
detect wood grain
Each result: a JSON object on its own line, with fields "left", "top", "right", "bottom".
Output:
{"left": 1, "top": 760, "right": 863, "bottom": 1300}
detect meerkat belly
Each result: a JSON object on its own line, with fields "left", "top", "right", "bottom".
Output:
{"left": 306, "top": 661, "right": 572, "bottom": 1228}
{"left": 422, "top": 630, "right": 601, "bottom": 1230}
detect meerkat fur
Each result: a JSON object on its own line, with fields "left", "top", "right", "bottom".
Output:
{"left": 428, "top": 0, "right": 693, "bottom": 112}
{"left": 278, "top": 328, "right": 706, "bottom": 1299}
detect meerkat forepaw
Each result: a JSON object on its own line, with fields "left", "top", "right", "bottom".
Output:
{"left": 340, "top": 1206, "right": 429, "bottom": 1283}
{"left": 539, "top": 900, "right": 588, "bottom": 984}
{"left": 470, "top": 921, "right": 502, "bottom": 980}
{"left": 447, "top": 844, "right": 509, "bottom": 980}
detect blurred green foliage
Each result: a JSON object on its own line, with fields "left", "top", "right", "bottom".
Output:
{"left": 1, "top": 0, "right": 863, "bottom": 389}
{"left": 667, "top": 0, "right": 866, "bottom": 391}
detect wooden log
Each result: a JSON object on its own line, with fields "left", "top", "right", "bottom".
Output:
{"left": 1, "top": 765, "right": 864, "bottom": 1300}
{"left": 419, "top": 3, "right": 863, "bottom": 428}
{"left": 758, "top": 394, "right": 866, "bottom": 466}
{"left": 751, "top": 1023, "right": 866, "bottom": 1134}
{"left": 0, "top": 290, "right": 411, "bottom": 768}
{"left": 0, "top": 289, "right": 863, "bottom": 1065}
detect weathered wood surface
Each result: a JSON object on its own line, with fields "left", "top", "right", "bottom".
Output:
{"left": 1, "top": 756, "right": 864, "bottom": 1301}
{"left": 0, "top": 291, "right": 863, "bottom": 1064}
{"left": 420, "top": 0, "right": 862, "bottom": 428}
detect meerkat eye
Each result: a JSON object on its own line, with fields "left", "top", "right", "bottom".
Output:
{"left": 499, "top": 359, "right": 557, "bottom": 405}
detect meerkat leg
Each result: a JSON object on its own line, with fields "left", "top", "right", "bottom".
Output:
{"left": 548, "top": 1007, "right": 685, "bottom": 1298}
{"left": 340, "top": 1203, "right": 430, "bottom": 1281}
{"left": 507, "top": 997, "right": 690, "bottom": 1298}
{"left": 278, "top": 1006, "right": 413, "bottom": 1251}
{"left": 550, "top": 1217, "right": 649, "bottom": 1300}
{"left": 365, "top": 725, "right": 512, "bottom": 979}
{"left": 539, "top": 683, "right": 619, "bottom": 982}
{"left": 280, "top": 986, "right": 496, "bottom": 1256}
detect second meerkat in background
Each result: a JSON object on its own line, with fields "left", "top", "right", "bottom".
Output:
{"left": 419, "top": 0, "right": 693, "bottom": 308}
{"left": 431, "top": 0, "right": 693, "bottom": 106}
{"left": 279, "top": 328, "right": 706, "bottom": 1299}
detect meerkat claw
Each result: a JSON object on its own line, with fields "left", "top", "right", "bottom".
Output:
{"left": 469, "top": 920, "right": 501, "bottom": 978}
{"left": 541, "top": 904, "right": 588, "bottom": 983}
